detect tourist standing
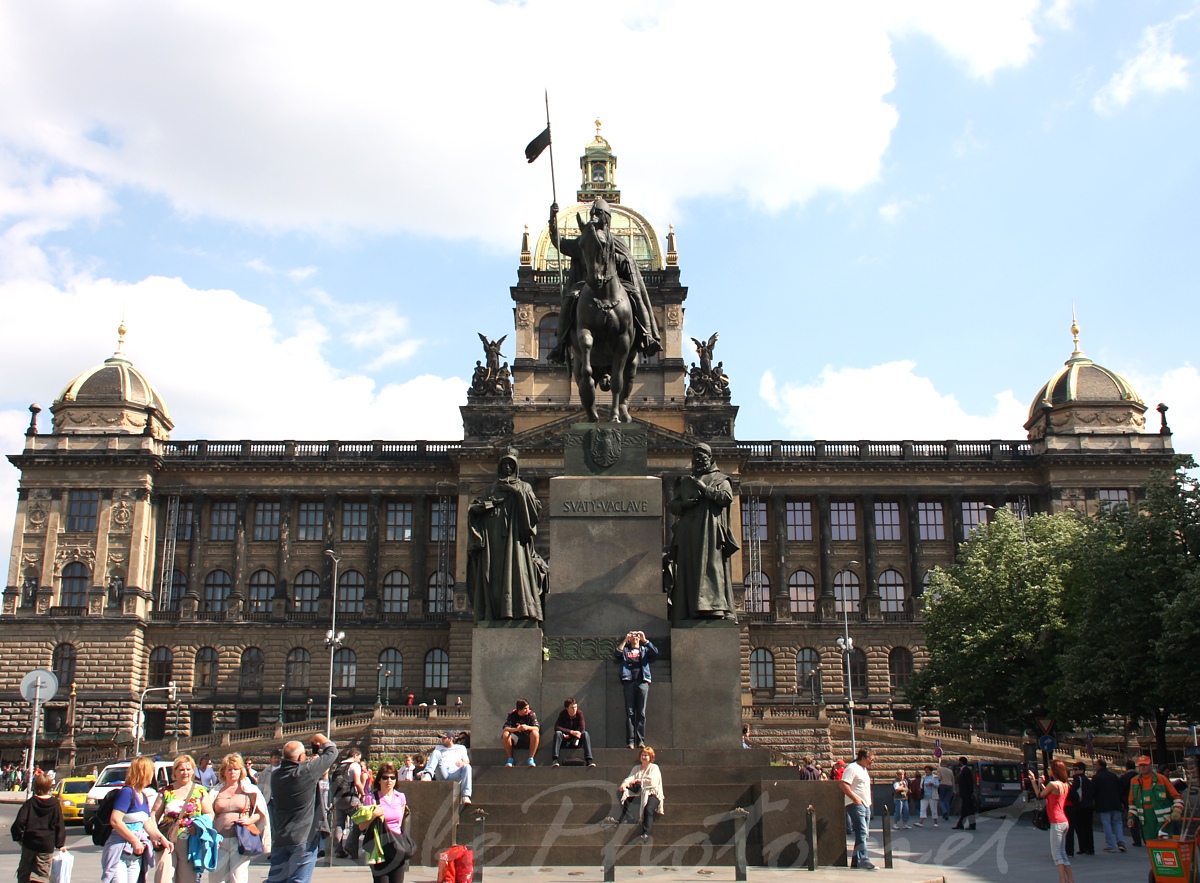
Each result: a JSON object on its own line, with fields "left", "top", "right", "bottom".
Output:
{"left": 917, "top": 765, "right": 939, "bottom": 826}
{"left": 358, "top": 762, "right": 408, "bottom": 883}
{"left": 1117, "top": 761, "right": 1142, "bottom": 846}
{"left": 614, "top": 630, "right": 658, "bottom": 749}
{"left": 332, "top": 748, "right": 366, "bottom": 860}
{"left": 266, "top": 734, "right": 338, "bottom": 883}
{"left": 1028, "top": 760, "right": 1075, "bottom": 883}
{"left": 838, "top": 748, "right": 877, "bottom": 871}
{"left": 1069, "top": 762, "right": 1095, "bottom": 854}
{"left": 150, "top": 754, "right": 212, "bottom": 883}
{"left": 101, "top": 756, "right": 174, "bottom": 883}
{"left": 936, "top": 760, "right": 955, "bottom": 820}
{"left": 11, "top": 772, "right": 65, "bottom": 883}
{"left": 952, "top": 757, "right": 976, "bottom": 830}
{"left": 891, "top": 770, "right": 910, "bottom": 828}
{"left": 1091, "top": 758, "right": 1126, "bottom": 853}
{"left": 210, "top": 754, "right": 265, "bottom": 883}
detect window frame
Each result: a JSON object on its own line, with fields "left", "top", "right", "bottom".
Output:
{"left": 209, "top": 501, "right": 236, "bottom": 541}
{"left": 342, "top": 501, "right": 368, "bottom": 542}
{"left": 917, "top": 501, "right": 945, "bottom": 541}
{"left": 65, "top": 490, "right": 100, "bottom": 533}
{"left": 830, "top": 501, "right": 857, "bottom": 541}
{"left": 253, "top": 501, "right": 280, "bottom": 541}
{"left": 788, "top": 569, "right": 816, "bottom": 613}
{"left": 297, "top": 502, "right": 325, "bottom": 542}
{"left": 749, "top": 648, "right": 775, "bottom": 690}
{"left": 785, "top": 500, "right": 813, "bottom": 542}
{"left": 424, "top": 648, "right": 449, "bottom": 690}
{"left": 873, "top": 501, "right": 901, "bottom": 542}
{"left": 381, "top": 570, "right": 410, "bottom": 614}
{"left": 385, "top": 501, "right": 413, "bottom": 542}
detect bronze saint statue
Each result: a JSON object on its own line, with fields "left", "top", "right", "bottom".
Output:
{"left": 666, "top": 443, "right": 739, "bottom": 623}
{"left": 467, "top": 448, "right": 547, "bottom": 623}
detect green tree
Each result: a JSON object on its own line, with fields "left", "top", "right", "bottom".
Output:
{"left": 1054, "top": 458, "right": 1200, "bottom": 760}
{"left": 908, "top": 509, "right": 1084, "bottom": 729}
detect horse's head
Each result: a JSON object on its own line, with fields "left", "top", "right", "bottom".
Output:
{"left": 574, "top": 213, "right": 613, "bottom": 291}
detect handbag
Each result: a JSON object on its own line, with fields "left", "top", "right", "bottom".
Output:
{"left": 1031, "top": 802, "right": 1051, "bottom": 831}
{"left": 235, "top": 791, "right": 265, "bottom": 856}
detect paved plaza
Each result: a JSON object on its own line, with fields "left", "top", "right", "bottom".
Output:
{"left": 0, "top": 799, "right": 1157, "bottom": 882}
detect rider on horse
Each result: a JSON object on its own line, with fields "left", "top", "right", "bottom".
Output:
{"left": 546, "top": 197, "right": 662, "bottom": 365}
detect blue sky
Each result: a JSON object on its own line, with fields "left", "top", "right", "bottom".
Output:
{"left": 2, "top": 1, "right": 1198, "bottom": 549}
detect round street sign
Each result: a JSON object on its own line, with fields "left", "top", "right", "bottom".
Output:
{"left": 20, "top": 669, "right": 58, "bottom": 704}
{"left": 1038, "top": 734, "right": 1057, "bottom": 753}
{"left": 934, "top": 746, "right": 943, "bottom": 759}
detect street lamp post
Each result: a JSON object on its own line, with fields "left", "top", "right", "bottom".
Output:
{"left": 384, "top": 671, "right": 392, "bottom": 707}
{"left": 325, "top": 550, "right": 345, "bottom": 736}
{"left": 306, "top": 698, "right": 313, "bottom": 720}
{"left": 836, "top": 560, "right": 860, "bottom": 757}
{"left": 375, "top": 664, "right": 383, "bottom": 707}
{"left": 278, "top": 684, "right": 286, "bottom": 723}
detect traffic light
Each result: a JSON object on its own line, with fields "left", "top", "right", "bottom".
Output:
{"left": 167, "top": 681, "right": 178, "bottom": 702}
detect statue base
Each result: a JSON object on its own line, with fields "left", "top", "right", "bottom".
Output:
{"left": 671, "top": 622, "right": 741, "bottom": 749}
{"left": 470, "top": 626, "right": 544, "bottom": 747}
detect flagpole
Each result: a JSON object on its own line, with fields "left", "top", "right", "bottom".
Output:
{"left": 543, "top": 90, "right": 570, "bottom": 400}
{"left": 545, "top": 89, "right": 557, "bottom": 208}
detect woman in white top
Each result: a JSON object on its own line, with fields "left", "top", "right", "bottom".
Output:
{"left": 917, "top": 765, "right": 940, "bottom": 826}
{"left": 607, "top": 746, "right": 665, "bottom": 842}
{"left": 209, "top": 754, "right": 265, "bottom": 883}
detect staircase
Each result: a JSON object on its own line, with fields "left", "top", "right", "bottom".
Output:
{"left": 463, "top": 747, "right": 776, "bottom": 867}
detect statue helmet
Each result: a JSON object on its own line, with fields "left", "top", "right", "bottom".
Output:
{"left": 499, "top": 446, "right": 520, "bottom": 474}
{"left": 590, "top": 196, "right": 612, "bottom": 222}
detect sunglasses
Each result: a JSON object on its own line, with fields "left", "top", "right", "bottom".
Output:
{"left": 379, "top": 776, "right": 397, "bottom": 780}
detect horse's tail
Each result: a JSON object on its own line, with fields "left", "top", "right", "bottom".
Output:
{"left": 564, "top": 346, "right": 573, "bottom": 405}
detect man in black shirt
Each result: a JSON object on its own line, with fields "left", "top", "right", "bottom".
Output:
{"left": 551, "top": 698, "right": 595, "bottom": 767}
{"left": 503, "top": 699, "right": 541, "bottom": 767}
{"left": 952, "top": 758, "right": 976, "bottom": 830}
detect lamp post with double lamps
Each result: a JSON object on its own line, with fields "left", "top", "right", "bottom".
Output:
{"left": 278, "top": 683, "right": 286, "bottom": 723}
{"left": 325, "top": 549, "right": 345, "bottom": 735}
{"left": 836, "top": 560, "right": 861, "bottom": 756}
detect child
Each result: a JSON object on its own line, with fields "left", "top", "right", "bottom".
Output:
{"left": 11, "top": 772, "right": 66, "bottom": 883}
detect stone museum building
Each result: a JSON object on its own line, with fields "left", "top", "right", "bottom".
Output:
{"left": 0, "top": 129, "right": 1177, "bottom": 762}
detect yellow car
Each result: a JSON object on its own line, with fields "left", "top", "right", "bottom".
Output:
{"left": 55, "top": 776, "right": 95, "bottom": 824}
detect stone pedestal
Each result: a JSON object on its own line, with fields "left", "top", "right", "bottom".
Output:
{"left": 470, "top": 626, "right": 544, "bottom": 748}
{"left": 671, "top": 623, "right": 741, "bottom": 749}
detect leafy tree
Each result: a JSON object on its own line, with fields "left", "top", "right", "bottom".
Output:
{"left": 908, "top": 509, "right": 1084, "bottom": 729}
{"left": 1054, "top": 458, "right": 1200, "bottom": 761}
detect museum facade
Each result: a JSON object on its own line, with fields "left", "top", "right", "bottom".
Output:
{"left": 0, "top": 130, "right": 1177, "bottom": 762}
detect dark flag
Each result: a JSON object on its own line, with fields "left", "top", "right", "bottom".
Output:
{"left": 525, "top": 126, "right": 551, "bottom": 163}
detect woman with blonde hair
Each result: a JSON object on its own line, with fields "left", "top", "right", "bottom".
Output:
{"left": 1028, "top": 760, "right": 1076, "bottom": 883}
{"left": 151, "top": 754, "right": 214, "bottom": 883}
{"left": 210, "top": 754, "right": 265, "bottom": 883}
{"left": 101, "top": 756, "right": 174, "bottom": 883}
{"left": 607, "top": 746, "right": 665, "bottom": 842}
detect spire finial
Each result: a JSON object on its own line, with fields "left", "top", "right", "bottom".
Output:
{"left": 1070, "top": 306, "right": 1082, "bottom": 358}
{"left": 595, "top": 118, "right": 602, "bottom": 137}
{"left": 115, "top": 310, "right": 127, "bottom": 357}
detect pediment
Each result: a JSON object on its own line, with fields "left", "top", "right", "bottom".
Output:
{"left": 503, "top": 416, "right": 699, "bottom": 453}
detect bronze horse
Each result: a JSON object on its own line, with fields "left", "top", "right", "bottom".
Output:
{"left": 566, "top": 212, "right": 638, "bottom": 423}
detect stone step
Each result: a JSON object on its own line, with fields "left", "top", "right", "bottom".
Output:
{"left": 468, "top": 791, "right": 749, "bottom": 824}
{"left": 474, "top": 765, "right": 775, "bottom": 788}
{"left": 470, "top": 747, "right": 773, "bottom": 769}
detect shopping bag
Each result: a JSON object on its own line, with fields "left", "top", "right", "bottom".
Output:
{"left": 438, "top": 845, "right": 471, "bottom": 883}
{"left": 50, "top": 849, "right": 74, "bottom": 883}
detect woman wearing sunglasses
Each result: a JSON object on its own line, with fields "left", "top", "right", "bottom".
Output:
{"left": 358, "top": 763, "right": 409, "bottom": 883}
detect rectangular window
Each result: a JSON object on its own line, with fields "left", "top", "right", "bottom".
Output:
{"left": 253, "top": 501, "right": 280, "bottom": 541}
{"left": 176, "top": 501, "right": 194, "bottom": 541}
{"left": 430, "top": 500, "right": 457, "bottom": 542}
{"left": 740, "top": 500, "right": 768, "bottom": 542}
{"left": 918, "top": 501, "right": 945, "bottom": 541}
{"left": 65, "top": 490, "right": 99, "bottom": 532}
{"left": 1098, "top": 489, "right": 1130, "bottom": 505}
{"left": 385, "top": 501, "right": 413, "bottom": 541}
{"left": 297, "top": 502, "right": 324, "bottom": 542}
{"left": 210, "top": 501, "right": 236, "bottom": 541}
{"left": 342, "top": 502, "right": 368, "bottom": 541}
{"left": 962, "top": 501, "right": 989, "bottom": 535}
{"left": 874, "top": 501, "right": 901, "bottom": 541}
{"left": 785, "top": 501, "right": 813, "bottom": 542}
{"left": 830, "top": 502, "right": 856, "bottom": 541}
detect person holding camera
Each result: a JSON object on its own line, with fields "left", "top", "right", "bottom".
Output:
{"left": 614, "top": 630, "right": 658, "bottom": 750}
{"left": 607, "top": 746, "right": 665, "bottom": 842}
{"left": 266, "top": 735, "right": 338, "bottom": 883}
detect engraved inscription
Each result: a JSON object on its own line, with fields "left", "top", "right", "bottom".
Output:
{"left": 560, "top": 498, "right": 652, "bottom": 516}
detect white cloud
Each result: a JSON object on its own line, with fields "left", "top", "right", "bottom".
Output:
{"left": 1093, "top": 15, "right": 1193, "bottom": 116}
{"left": 878, "top": 195, "right": 925, "bottom": 223}
{"left": 0, "top": 1, "right": 1050, "bottom": 247}
{"left": 761, "top": 360, "right": 1030, "bottom": 440}
{"left": 0, "top": 273, "right": 469, "bottom": 555}
{"left": 1132, "top": 364, "right": 1200, "bottom": 462}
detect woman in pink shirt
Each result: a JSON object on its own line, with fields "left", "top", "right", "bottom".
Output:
{"left": 1028, "top": 760, "right": 1075, "bottom": 883}
{"left": 360, "top": 762, "right": 408, "bottom": 883}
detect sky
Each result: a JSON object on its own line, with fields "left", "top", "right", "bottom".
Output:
{"left": 1, "top": 0, "right": 1198, "bottom": 552}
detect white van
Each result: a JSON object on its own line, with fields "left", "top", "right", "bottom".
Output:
{"left": 81, "top": 760, "right": 173, "bottom": 833}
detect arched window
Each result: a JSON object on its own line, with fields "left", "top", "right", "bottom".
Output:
{"left": 796, "top": 647, "right": 821, "bottom": 700}
{"left": 52, "top": 643, "right": 77, "bottom": 686}
{"left": 879, "top": 569, "right": 906, "bottom": 613}
{"left": 537, "top": 313, "right": 559, "bottom": 363}
{"left": 170, "top": 570, "right": 187, "bottom": 610}
{"left": 424, "top": 648, "right": 449, "bottom": 690}
{"left": 381, "top": 570, "right": 409, "bottom": 615}
{"left": 333, "top": 648, "right": 357, "bottom": 690}
{"left": 744, "top": 571, "right": 770, "bottom": 614}
{"left": 285, "top": 648, "right": 311, "bottom": 691}
{"left": 378, "top": 649, "right": 402, "bottom": 703}
{"left": 293, "top": 570, "right": 320, "bottom": 614}
{"left": 337, "top": 570, "right": 365, "bottom": 615}
{"left": 60, "top": 562, "right": 89, "bottom": 607}
{"left": 248, "top": 570, "right": 275, "bottom": 613}
{"left": 834, "top": 569, "right": 860, "bottom": 614}
{"left": 239, "top": 648, "right": 265, "bottom": 691}
{"left": 149, "top": 647, "right": 173, "bottom": 688}
{"left": 921, "top": 570, "right": 939, "bottom": 602}
{"left": 194, "top": 647, "right": 218, "bottom": 690}
{"left": 788, "top": 570, "right": 816, "bottom": 613}
{"left": 889, "top": 647, "right": 914, "bottom": 690}
{"left": 204, "top": 570, "right": 231, "bottom": 612}
{"left": 749, "top": 648, "right": 775, "bottom": 689}
{"left": 847, "top": 648, "right": 868, "bottom": 693}
{"left": 427, "top": 572, "right": 453, "bottom": 614}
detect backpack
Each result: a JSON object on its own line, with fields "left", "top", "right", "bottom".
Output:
{"left": 90, "top": 788, "right": 123, "bottom": 846}
{"left": 332, "top": 762, "right": 361, "bottom": 809}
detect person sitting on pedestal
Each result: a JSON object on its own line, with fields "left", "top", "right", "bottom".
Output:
{"left": 502, "top": 699, "right": 541, "bottom": 767}
{"left": 552, "top": 698, "right": 595, "bottom": 767}
{"left": 417, "top": 731, "right": 473, "bottom": 806}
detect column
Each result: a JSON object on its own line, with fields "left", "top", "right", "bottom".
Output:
{"left": 771, "top": 491, "right": 789, "bottom": 621}
{"left": 817, "top": 493, "right": 834, "bottom": 619}
{"left": 905, "top": 493, "right": 924, "bottom": 613}
{"left": 411, "top": 492, "right": 428, "bottom": 612}
{"left": 862, "top": 494, "right": 881, "bottom": 620}
{"left": 272, "top": 493, "right": 292, "bottom": 619}
{"left": 365, "top": 492, "right": 381, "bottom": 617}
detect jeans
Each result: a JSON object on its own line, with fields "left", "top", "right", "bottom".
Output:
{"left": 553, "top": 730, "right": 594, "bottom": 763}
{"left": 1099, "top": 809, "right": 1124, "bottom": 849}
{"left": 622, "top": 680, "right": 650, "bottom": 746}
{"left": 938, "top": 784, "right": 953, "bottom": 819}
{"left": 266, "top": 836, "right": 320, "bottom": 883}
{"left": 847, "top": 803, "right": 871, "bottom": 868}
{"left": 892, "top": 798, "right": 909, "bottom": 825}
{"left": 1049, "top": 821, "right": 1071, "bottom": 866}
{"left": 439, "top": 763, "right": 473, "bottom": 800}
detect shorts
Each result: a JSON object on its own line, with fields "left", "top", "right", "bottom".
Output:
{"left": 508, "top": 731, "right": 532, "bottom": 749}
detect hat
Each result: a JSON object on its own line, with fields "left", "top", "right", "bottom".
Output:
{"left": 835, "top": 759, "right": 846, "bottom": 767}
{"left": 443, "top": 730, "right": 457, "bottom": 741}
{"left": 1136, "top": 755, "right": 1153, "bottom": 765}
